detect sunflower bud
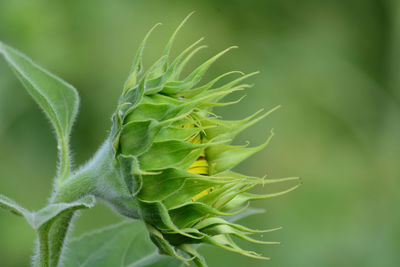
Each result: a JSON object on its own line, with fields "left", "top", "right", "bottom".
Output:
{"left": 103, "top": 14, "right": 299, "bottom": 266}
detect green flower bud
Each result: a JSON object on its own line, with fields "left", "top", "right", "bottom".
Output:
{"left": 98, "top": 14, "right": 299, "bottom": 266}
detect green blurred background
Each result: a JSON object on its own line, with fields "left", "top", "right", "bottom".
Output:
{"left": 1, "top": 0, "right": 399, "bottom": 266}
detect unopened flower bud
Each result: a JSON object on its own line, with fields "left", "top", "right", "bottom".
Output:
{"left": 100, "top": 14, "right": 300, "bottom": 266}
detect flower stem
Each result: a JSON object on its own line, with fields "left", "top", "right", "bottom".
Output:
{"left": 40, "top": 141, "right": 112, "bottom": 266}
{"left": 38, "top": 228, "right": 50, "bottom": 267}
{"left": 36, "top": 139, "right": 138, "bottom": 266}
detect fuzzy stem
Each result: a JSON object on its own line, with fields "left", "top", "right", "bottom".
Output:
{"left": 36, "top": 139, "right": 139, "bottom": 266}
{"left": 39, "top": 140, "right": 115, "bottom": 266}
{"left": 47, "top": 214, "right": 74, "bottom": 267}
{"left": 38, "top": 228, "right": 50, "bottom": 267}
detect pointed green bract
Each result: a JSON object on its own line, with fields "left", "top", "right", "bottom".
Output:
{"left": 208, "top": 130, "right": 274, "bottom": 174}
{"left": 124, "top": 23, "right": 162, "bottom": 93}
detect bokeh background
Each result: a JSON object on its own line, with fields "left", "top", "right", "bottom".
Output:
{"left": 1, "top": 0, "right": 399, "bottom": 266}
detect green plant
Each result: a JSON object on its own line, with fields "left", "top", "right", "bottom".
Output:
{"left": 0, "top": 14, "right": 299, "bottom": 267}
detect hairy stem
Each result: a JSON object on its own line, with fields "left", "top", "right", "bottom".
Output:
{"left": 35, "top": 139, "right": 138, "bottom": 266}
{"left": 41, "top": 140, "right": 113, "bottom": 266}
{"left": 47, "top": 214, "right": 75, "bottom": 267}
{"left": 38, "top": 228, "right": 50, "bottom": 267}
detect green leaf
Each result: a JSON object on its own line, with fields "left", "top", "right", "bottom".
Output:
{"left": 0, "top": 194, "right": 95, "bottom": 230}
{"left": 0, "top": 42, "right": 79, "bottom": 184}
{"left": 32, "top": 196, "right": 95, "bottom": 230}
{"left": 0, "top": 194, "right": 31, "bottom": 218}
{"left": 63, "top": 221, "right": 183, "bottom": 267}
